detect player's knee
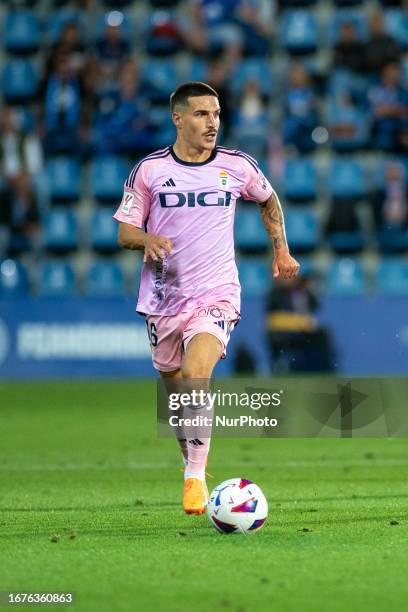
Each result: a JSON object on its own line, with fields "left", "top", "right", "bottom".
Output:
{"left": 181, "top": 364, "right": 211, "bottom": 380}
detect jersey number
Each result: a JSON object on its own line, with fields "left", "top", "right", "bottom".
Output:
{"left": 146, "top": 321, "right": 158, "bottom": 347}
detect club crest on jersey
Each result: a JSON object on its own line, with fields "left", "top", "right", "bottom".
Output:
{"left": 121, "top": 191, "right": 134, "bottom": 215}
{"left": 219, "top": 170, "right": 229, "bottom": 189}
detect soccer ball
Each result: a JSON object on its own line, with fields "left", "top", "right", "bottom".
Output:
{"left": 207, "top": 478, "right": 268, "bottom": 534}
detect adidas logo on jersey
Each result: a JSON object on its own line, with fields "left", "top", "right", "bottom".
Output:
{"left": 162, "top": 178, "right": 176, "bottom": 187}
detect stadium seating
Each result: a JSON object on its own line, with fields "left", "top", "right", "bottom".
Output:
{"left": 43, "top": 209, "right": 78, "bottom": 253}
{"left": 326, "top": 103, "right": 369, "bottom": 152}
{"left": 284, "top": 209, "right": 319, "bottom": 253}
{"left": 90, "top": 209, "right": 120, "bottom": 253}
{"left": 38, "top": 261, "right": 76, "bottom": 297}
{"left": 238, "top": 259, "right": 270, "bottom": 297}
{"left": 0, "top": 259, "right": 29, "bottom": 296}
{"left": 376, "top": 259, "right": 408, "bottom": 295}
{"left": 2, "top": 60, "right": 38, "bottom": 103}
{"left": 282, "top": 158, "right": 317, "bottom": 202}
{"left": 329, "top": 10, "right": 368, "bottom": 45}
{"left": 280, "top": 11, "right": 318, "bottom": 54}
{"left": 47, "top": 9, "right": 83, "bottom": 44}
{"left": 86, "top": 260, "right": 125, "bottom": 297}
{"left": 235, "top": 209, "right": 269, "bottom": 254}
{"left": 91, "top": 156, "right": 128, "bottom": 203}
{"left": 378, "top": 226, "right": 408, "bottom": 255}
{"left": 326, "top": 258, "right": 365, "bottom": 295}
{"left": 5, "top": 10, "right": 40, "bottom": 54}
{"left": 329, "top": 158, "right": 365, "bottom": 202}
{"left": 230, "top": 59, "right": 275, "bottom": 97}
{"left": 46, "top": 158, "right": 81, "bottom": 204}
{"left": 327, "top": 230, "right": 365, "bottom": 255}
{"left": 385, "top": 9, "right": 408, "bottom": 50}
{"left": 141, "top": 59, "right": 179, "bottom": 103}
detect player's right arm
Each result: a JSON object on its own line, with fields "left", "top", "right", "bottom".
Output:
{"left": 117, "top": 224, "right": 173, "bottom": 263}
{"left": 113, "top": 162, "right": 172, "bottom": 263}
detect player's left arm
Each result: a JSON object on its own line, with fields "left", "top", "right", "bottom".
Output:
{"left": 258, "top": 191, "right": 300, "bottom": 279}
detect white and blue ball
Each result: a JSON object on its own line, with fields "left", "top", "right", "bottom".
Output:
{"left": 207, "top": 478, "right": 268, "bottom": 534}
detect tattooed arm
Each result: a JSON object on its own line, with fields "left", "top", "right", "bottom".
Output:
{"left": 258, "top": 191, "right": 300, "bottom": 280}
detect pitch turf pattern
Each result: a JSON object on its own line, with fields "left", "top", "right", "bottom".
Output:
{"left": 0, "top": 382, "right": 407, "bottom": 612}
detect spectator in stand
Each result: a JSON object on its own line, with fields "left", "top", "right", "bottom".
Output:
{"left": 43, "top": 53, "right": 82, "bottom": 155}
{"left": 92, "top": 60, "right": 152, "bottom": 156}
{"left": 283, "top": 63, "right": 318, "bottom": 153}
{"left": 265, "top": 274, "right": 335, "bottom": 373}
{"left": 0, "top": 171, "right": 41, "bottom": 256}
{"left": 363, "top": 10, "right": 401, "bottom": 76}
{"left": 205, "top": 58, "right": 233, "bottom": 139}
{"left": 231, "top": 78, "right": 268, "bottom": 158}
{"left": 95, "top": 12, "right": 130, "bottom": 72}
{"left": 367, "top": 62, "right": 408, "bottom": 152}
{"left": 333, "top": 21, "right": 365, "bottom": 74}
{"left": 1, "top": 107, "right": 43, "bottom": 182}
{"left": 186, "top": 0, "right": 243, "bottom": 60}
{"left": 234, "top": 0, "right": 274, "bottom": 57}
{"left": 369, "top": 161, "right": 407, "bottom": 232}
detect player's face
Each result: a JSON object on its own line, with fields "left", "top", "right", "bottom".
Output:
{"left": 174, "top": 96, "right": 221, "bottom": 151}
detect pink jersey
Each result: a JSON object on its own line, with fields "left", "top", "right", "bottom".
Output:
{"left": 113, "top": 145, "right": 274, "bottom": 315}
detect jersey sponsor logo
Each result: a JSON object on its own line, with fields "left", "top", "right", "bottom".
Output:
{"left": 159, "top": 191, "right": 232, "bottom": 208}
{"left": 219, "top": 170, "right": 229, "bottom": 189}
{"left": 121, "top": 191, "right": 134, "bottom": 215}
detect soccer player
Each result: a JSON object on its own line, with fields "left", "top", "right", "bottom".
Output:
{"left": 114, "top": 82, "right": 300, "bottom": 515}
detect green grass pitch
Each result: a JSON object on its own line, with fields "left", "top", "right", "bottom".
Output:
{"left": 0, "top": 381, "right": 407, "bottom": 612}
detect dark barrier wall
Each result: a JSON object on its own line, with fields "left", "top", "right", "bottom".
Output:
{"left": 0, "top": 297, "right": 407, "bottom": 379}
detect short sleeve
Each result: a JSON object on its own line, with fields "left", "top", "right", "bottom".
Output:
{"left": 113, "top": 163, "right": 150, "bottom": 228}
{"left": 240, "top": 157, "right": 273, "bottom": 204}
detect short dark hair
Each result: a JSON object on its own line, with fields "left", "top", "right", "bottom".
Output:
{"left": 170, "top": 81, "right": 219, "bottom": 112}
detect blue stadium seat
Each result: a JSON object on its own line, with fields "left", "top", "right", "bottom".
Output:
{"left": 385, "top": 9, "right": 408, "bottom": 50}
{"left": 141, "top": 60, "right": 178, "bottom": 103}
{"left": 278, "top": 1, "right": 317, "bottom": 6}
{"left": 235, "top": 209, "right": 269, "bottom": 254}
{"left": 90, "top": 209, "right": 120, "bottom": 253}
{"left": 329, "top": 10, "right": 368, "bottom": 45}
{"left": 230, "top": 59, "right": 275, "bottom": 97}
{"left": 329, "top": 158, "right": 365, "bottom": 201}
{"left": 284, "top": 209, "right": 319, "bottom": 253}
{"left": 378, "top": 226, "right": 408, "bottom": 254}
{"left": 47, "top": 9, "right": 83, "bottom": 45}
{"left": 238, "top": 259, "right": 270, "bottom": 297}
{"left": 376, "top": 259, "right": 408, "bottom": 295}
{"left": 91, "top": 156, "right": 128, "bottom": 203}
{"left": 0, "top": 259, "right": 29, "bottom": 296}
{"left": 327, "top": 258, "right": 365, "bottom": 295}
{"left": 43, "top": 209, "right": 78, "bottom": 253}
{"left": 2, "top": 60, "right": 38, "bottom": 103}
{"left": 38, "top": 261, "right": 76, "bottom": 297}
{"left": 148, "top": 106, "right": 176, "bottom": 148}
{"left": 5, "top": 11, "right": 40, "bottom": 54}
{"left": 280, "top": 11, "right": 318, "bottom": 54}
{"left": 93, "top": 11, "right": 132, "bottom": 44}
{"left": 333, "top": 0, "right": 363, "bottom": 6}
{"left": 46, "top": 157, "right": 81, "bottom": 204}
{"left": 326, "top": 102, "right": 368, "bottom": 152}
{"left": 86, "top": 260, "right": 125, "bottom": 297}
{"left": 327, "top": 231, "right": 364, "bottom": 254}
{"left": 184, "top": 57, "right": 208, "bottom": 83}
{"left": 283, "top": 158, "right": 317, "bottom": 202}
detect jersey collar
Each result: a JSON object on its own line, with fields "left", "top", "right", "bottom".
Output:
{"left": 169, "top": 145, "right": 218, "bottom": 166}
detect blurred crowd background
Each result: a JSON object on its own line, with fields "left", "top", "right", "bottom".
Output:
{"left": 0, "top": 0, "right": 407, "bottom": 375}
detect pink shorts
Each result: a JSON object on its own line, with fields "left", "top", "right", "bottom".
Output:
{"left": 145, "top": 301, "right": 240, "bottom": 372}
